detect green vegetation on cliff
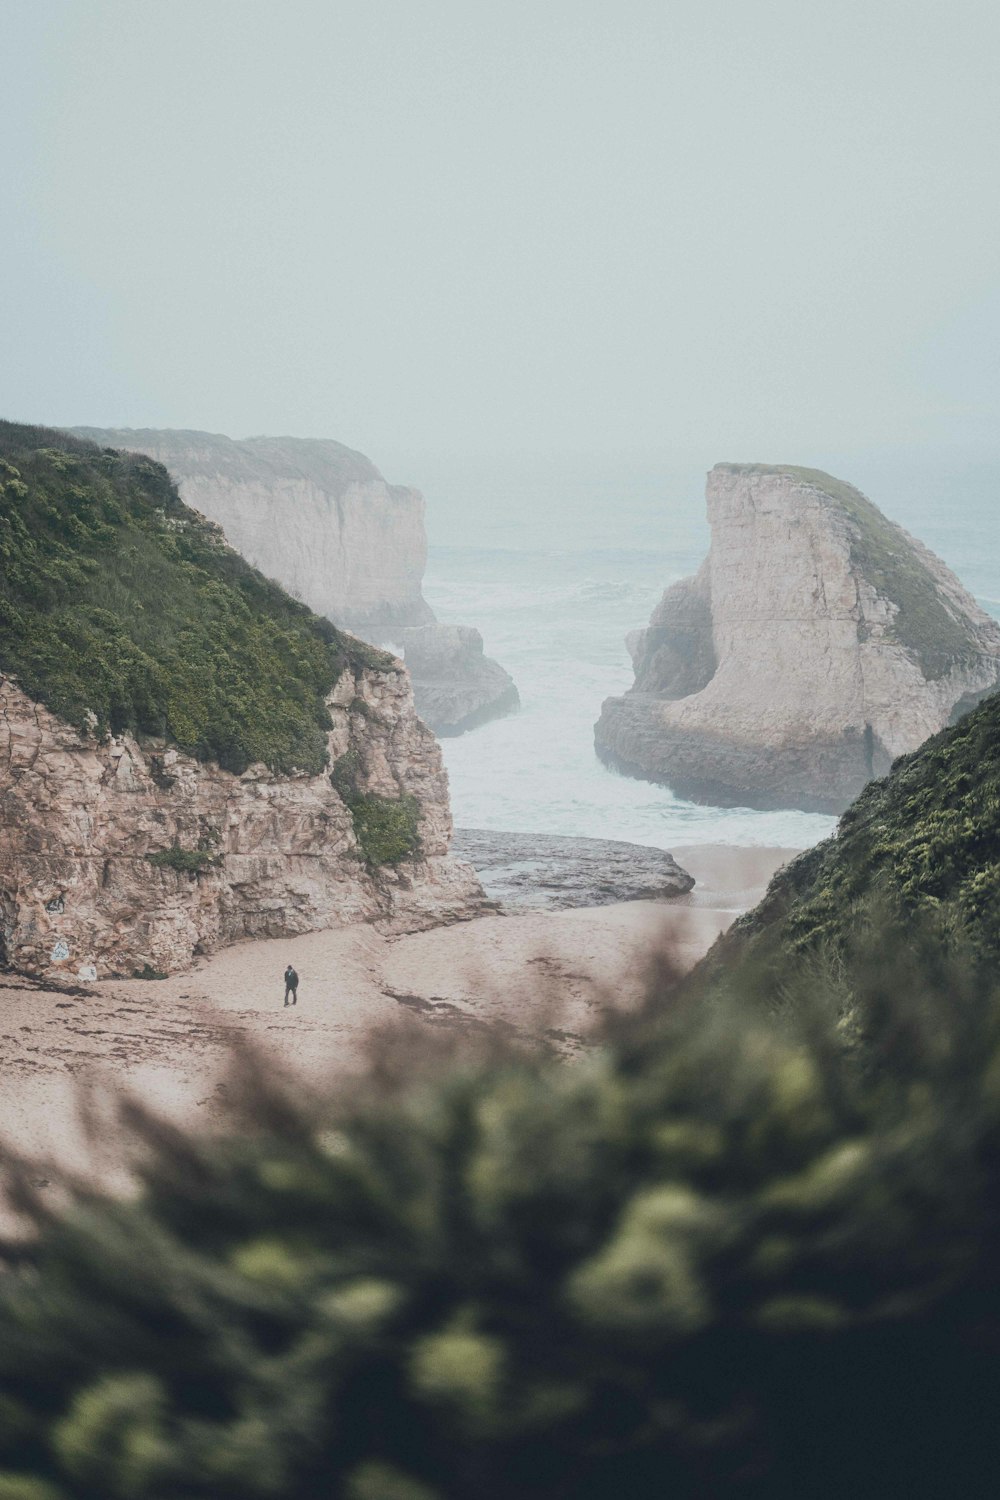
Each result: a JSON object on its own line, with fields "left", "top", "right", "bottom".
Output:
{"left": 331, "top": 751, "right": 422, "bottom": 866}
{"left": 722, "top": 688, "right": 1000, "bottom": 992}
{"left": 146, "top": 846, "right": 221, "bottom": 876}
{"left": 0, "top": 422, "right": 396, "bottom": 776}
{"left": 719, "top": 463, "right": 976, "bottom": 677}
{"left": 348, "top": 792, "right": 422, "bottom": 866}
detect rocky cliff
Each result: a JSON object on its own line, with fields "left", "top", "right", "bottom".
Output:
{"left": 401, "top": 624, "right": 520, "bottom": 736}
{"left": 596, "top": 464, "right": 1000, "bottom": 813}
{"left": 0, "top": 423, "right": 482, "bottom": 979}
{"left": 0, "top": 668, "right": 481, "bottom": 980}
{"left": 70, "top": 427, "right": 435, "bottom": 633}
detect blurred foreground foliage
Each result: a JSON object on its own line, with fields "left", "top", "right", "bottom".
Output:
{"left": 707, "top": 687, "right": 1000, "bottom": 1018}
{"left": 3, "top": 914, "right": 1000, "bottom": 1498}
{"left": 0, "top": 422, "right": 396, "bottom": 776}
{"left": 2, "top": 629, "right": 1000, "bottom": 1494}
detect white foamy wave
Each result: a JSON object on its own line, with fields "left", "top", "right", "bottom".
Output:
{"left": 424, "top": 546, "right": 836, "bottom": 852}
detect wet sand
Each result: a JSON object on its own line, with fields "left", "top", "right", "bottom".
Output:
{"left": 0, "top": 844, "right": 796, "bottom": 1201}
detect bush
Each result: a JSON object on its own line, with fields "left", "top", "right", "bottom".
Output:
{"left": 146, "top": 847, "right": 221, "bottom": 876}
{"left": 330, "top": 750, "right": 362, "bottom": 801}
{"left": 331, "top": 751, "right": 422, "bottom": 866}
{"left": 702, "top": 689, "right": 1000, "bottom": 1034}
{"left": 347, "top": 793, "right": 422, "bottom": 867}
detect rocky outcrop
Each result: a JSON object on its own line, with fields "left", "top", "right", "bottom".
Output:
{"left": 596, "top": 464, "right": 1000, "bottom": 814}
{"left": 69, "top": 428, "right": 435, "bottom": 634}
{"left": 401, "top": 625, "right": 520, "bottom": 736}
{"left": 452, "top": 828, "right": 693, "bottom": 910}
{"left": 0, "top": 667, "right": 484, "bottom": 981}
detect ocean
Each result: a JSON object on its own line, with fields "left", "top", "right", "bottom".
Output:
{"left": 396, "top": 452, "right": 1000, "bottom": 854}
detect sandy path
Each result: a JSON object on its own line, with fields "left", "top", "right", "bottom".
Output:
{"left": 0, "top": 844, "right": 795, "bottom": 1202}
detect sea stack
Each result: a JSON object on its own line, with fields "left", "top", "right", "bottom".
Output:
{"left": 595, "top": 464, "right": 1000, "bottom": 813}
{"left": 401, "top": 625, "right": 520, "bottom": 736}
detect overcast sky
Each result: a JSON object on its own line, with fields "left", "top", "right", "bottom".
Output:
{"left": 2, "top": 0, "right": 998, "bottom": 463}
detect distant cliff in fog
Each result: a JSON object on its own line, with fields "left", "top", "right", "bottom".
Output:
{"left": 69, "top": 427, "right": 435, "bottom": 633}
{"left": 69, "top": 426, "right": 520, "bottom": 737}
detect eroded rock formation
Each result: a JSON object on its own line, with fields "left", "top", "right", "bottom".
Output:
{"left": 452, "top": 828, "right": 693, "bottom": 910}
{"left": 0, "top": 666, "right": 483, "bottom": 981}
{"left": 401, "top": 625, "right": 520, "bottom": 736}
{"left": 596, "top": 464, "right": 1000, "bottom": 813}
{"left": 69, "top": 428, "right": 435, "bottom": 633}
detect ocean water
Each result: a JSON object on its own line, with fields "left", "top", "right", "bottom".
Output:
{"left": 403, "top": 453, "right": 1000, "bottom": 854}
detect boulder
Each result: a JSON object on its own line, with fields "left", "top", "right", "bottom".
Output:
{"left": 402, "top": 624, "right": 520, "bottom": 737}
{"left": 452, "top": 828, "right": 693, "bottom": 910}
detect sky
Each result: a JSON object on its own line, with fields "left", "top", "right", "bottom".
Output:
{"left": 2, "top": 0, "right": 998, "bottom": 466}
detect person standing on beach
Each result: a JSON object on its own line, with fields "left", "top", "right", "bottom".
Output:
{"left": 283, "top": 964, "right": 299, "bottom": 1007}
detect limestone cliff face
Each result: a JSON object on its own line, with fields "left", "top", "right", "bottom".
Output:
{"left": 596, "top": 465, "right": 1000, "bottom": 814}
{"left": 401, "top": 625, "right": 520, "bottom": 736}
{"left": 0, "top": 666, "right": 483, "bottom": 981}
{"left": 69, "top": 428, "right": 435, "bottom": 633}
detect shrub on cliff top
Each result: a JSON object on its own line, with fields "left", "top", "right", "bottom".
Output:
{"left": 0, "top": 421, "right": 394, "bottom": 776}
{"left": 2, "top": 923, "right": 1000, "bottom": 1497}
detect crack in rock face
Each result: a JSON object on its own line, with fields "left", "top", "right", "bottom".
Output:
{"left": 595, "top": 464, "right": 1000, "bottom": 814}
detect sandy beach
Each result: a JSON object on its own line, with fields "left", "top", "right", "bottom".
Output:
{"left": 0, "top": 844, "right": 796, "bottom": 1202}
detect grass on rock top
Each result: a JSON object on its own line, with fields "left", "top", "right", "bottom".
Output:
{"left": 0, "top": 421, "right": 398, "bottom": 777}
{"left": 717, "top": 463, "right": 977, "bottom": 678}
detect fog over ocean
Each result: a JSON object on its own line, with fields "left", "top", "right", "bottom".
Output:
{"left": 404, "top": 453, "right": 1000, "bottom": 851}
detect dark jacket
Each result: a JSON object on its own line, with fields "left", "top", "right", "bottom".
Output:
{"left": 284, "top": 967, "right": 299, "bottom": 989}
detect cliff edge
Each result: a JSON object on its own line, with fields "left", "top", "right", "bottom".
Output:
{"left": 595, "top": 464, "right": 1000, "bottom": 813}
